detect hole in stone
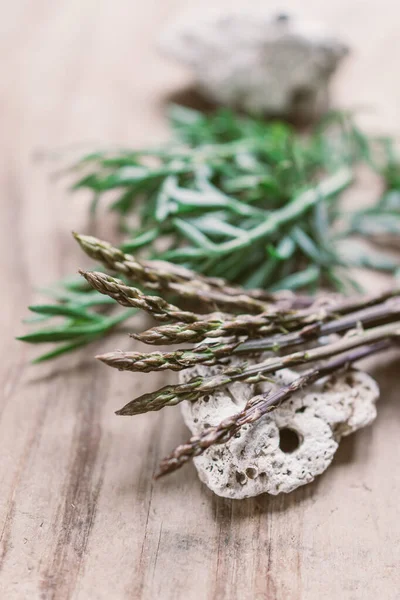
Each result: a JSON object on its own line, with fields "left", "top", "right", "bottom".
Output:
{"left": 295, "top": 406, "right": 307, "bottom": 414}
{"left": 203, "top": 395, "right": 210, "bottom": 403}
{"left": 235, "top": 471, "right": 247, "bottom": 485}
{"left": 246, "top": 467, "right": 257, "bottom": 479}
{"left": 279, "top": 428, "right": 301, "bottom": 453}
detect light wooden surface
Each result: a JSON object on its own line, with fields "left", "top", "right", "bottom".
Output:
{"left": 1, "top": 2, "right": 400, "bottom": 599}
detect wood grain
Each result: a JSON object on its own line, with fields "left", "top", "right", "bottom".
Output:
{"left": 0, "top": 1, "right": 399, "bottom": 599}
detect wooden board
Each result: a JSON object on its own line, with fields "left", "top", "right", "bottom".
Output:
{"left": 1, "top": 2, "right": 399, "bottom": 598}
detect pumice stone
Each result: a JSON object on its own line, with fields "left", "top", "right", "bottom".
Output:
{"left": 180, "top": 361, "right": 379, "bottom": 498}
{"left": 160, "top": 8, "right": 348, "bottom": 120}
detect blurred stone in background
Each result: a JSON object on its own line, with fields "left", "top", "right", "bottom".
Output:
{"left": 160, "top": 8, "right": 349, "bottom": 122}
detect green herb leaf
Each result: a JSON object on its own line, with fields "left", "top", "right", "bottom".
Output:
{"left": 18, "top": 106, "right": 400, "bottom": 360}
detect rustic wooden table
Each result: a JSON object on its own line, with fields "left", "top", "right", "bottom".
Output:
{"left": 1, "top": 2, "right": 400, "bottom": 599}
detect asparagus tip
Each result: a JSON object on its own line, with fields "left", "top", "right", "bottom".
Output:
{"left": 96, "top": 352, "right": 111, "bottom": 363}
{"left": 72, "top": 231, "right": 83, "bottom": 245}
{"left": 73, "top": 231, "right": 97, "bottom": 252}
{"left": 96, "top": 351, "right": 125, "bottom": 365}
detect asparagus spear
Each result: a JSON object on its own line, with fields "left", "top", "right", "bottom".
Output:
{"left": 74, "top": 233, "right": 274, "bottom": 314}
{"left": 116, "top": 321, "right": 400, "bottom": 415}
{"left": 96, "top": 296, "right": 400, "bottom": 372}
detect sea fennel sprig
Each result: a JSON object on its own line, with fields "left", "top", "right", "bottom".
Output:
{"left": 71, "top": 106, "right": 399, "bottom": 291}
{"left": 19, "top": 107, "right": 400, "bottom": 361}
{"left": 17, "top": 275, "right": 137, "bottom": 363}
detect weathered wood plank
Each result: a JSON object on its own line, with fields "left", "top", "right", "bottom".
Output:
{"left": 0, "top": 2, "right": 399, "bottom": 599}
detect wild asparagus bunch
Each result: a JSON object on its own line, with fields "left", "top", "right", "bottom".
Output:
{"left": 70, "top": 234, "right": 400, "bottom": 478}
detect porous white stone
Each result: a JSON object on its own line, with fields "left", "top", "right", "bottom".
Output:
{"left": 160, "top": 8, "right": 348, "bottom": 119}
{"left": 180, "top": 360, "right": 379, "bottom": 498}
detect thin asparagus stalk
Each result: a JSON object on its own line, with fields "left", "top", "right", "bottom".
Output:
{"left": 132, "top": 315, "right": 283, "bottom": 345}
{"left": 236, "top": 297, "right": 400, "bottom": 354}
{"left": 80, "top": 270, "right": 201, "bottom": 323}
{"left": 97, "top": 339, "right": 240, "bottom": 372}
{"left": 327, "top": 285, "right": 400, "bottom": 316}
{"left": 81, "top": 270, "right": 299, "bottom": 337}
{"left": 73, "top": 232, "right": 311, "bottom": 307}
{"left": 98, "top": 298, "right": 400, "bottom": 373}
{"left": 116, "top": 321, "right": 400, "bottom": 415}
{"left": 132, "top": 295, "right": 400, "bottom": 346}
{"left": 74, "top": 233, "right": 222, "bottom": 288}
{"left": 156, "top": 340, "right": 391, "bottom": 477}
{"left": 74, "top": 233, "right": 273, "bottom": 313}
{"left": 99, "top": 321, "right": 320, "bottom": 373}
{"left": 83, "top": 261, "right": 400, "bottom": 351}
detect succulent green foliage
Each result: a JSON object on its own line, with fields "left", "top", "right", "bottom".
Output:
{"left": 19, "top": 107, "right": 400, "bottom": 361}
{"left": 18, "top": 275, "right": 136, "bottom": 362}
{"left": 71, "top": 106, "right": 399, "bottom": 289}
